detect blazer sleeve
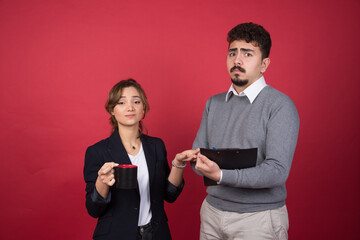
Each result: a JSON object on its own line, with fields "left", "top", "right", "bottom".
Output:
{"left": 165, "top": 178, "right": 184, "bottom": 203}
{"left": 83, "top": 144, "right": 111, "bottom": 218}
{"left": 158, "top": 139, "right": 184, "bottom": 203}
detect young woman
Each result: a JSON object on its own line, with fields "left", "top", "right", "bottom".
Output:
{"left": 84, "top": 79, "right": 198, "bottom": 240}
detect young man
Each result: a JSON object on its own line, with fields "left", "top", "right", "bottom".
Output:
{"left": 192, "top": 22, "right": 300, "bottom": 240}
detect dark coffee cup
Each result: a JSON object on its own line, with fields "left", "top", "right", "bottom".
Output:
{"left": 114, "top": 165, "right": 138, "bottom": 189}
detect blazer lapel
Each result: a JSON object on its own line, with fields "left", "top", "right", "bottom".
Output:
{"left": 141, "top": 135, "right": 156, "bottom": 186}
{"left": 107, "top": 130, "right": 132, "bottom": 165}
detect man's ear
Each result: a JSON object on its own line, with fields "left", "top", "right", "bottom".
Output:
{"left": 261, "top": 58, "right": 270, "bottom": 74}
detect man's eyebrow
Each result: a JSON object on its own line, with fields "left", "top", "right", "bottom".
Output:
{"left": 228, "top": 48, "right": 255, "bottom": 52}
{"left": 240, "top": 48, "right": 255, "bottom": 52}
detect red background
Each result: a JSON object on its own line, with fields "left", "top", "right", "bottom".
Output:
{"left": 1, "top": 0, "right": 359, "bottom": 239}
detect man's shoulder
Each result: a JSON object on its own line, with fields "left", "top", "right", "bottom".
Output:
{"left": 207, "top": 91, "right": 227, "bottom": 103}
{"left": 260, "top": 86, "right": 298, "bottom": 119}
{"left": 261, "top": 85, "right": 296, "bottom": 105}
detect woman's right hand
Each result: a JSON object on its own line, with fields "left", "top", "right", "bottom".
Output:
{"left": 97, "top": 162, "right": 119, "bottom": 186}
{"left": 95, "top": 162, "right": 118, "bottom": 198}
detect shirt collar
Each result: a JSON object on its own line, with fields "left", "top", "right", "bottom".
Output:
{"left": 225, "top": 76, "right": 267, "bottom": 103}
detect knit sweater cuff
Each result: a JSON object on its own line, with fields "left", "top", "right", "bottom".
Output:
{"left": 220, "top": 169, "right": 238, "bottom": 186}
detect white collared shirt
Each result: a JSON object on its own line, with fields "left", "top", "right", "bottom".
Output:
{"left": 225, "top": 76, "right": 267, "bottom": 103}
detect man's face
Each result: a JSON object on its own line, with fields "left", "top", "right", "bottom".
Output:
{"left": 226, "top": 40, "right": 270, "bottom": 92}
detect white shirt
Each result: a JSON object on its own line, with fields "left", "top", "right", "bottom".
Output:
{"left": 128, "top": 144, "right": 152, "bottom": 226}
{"left": 225, "top": 76, "right": 267, "bottom": 103}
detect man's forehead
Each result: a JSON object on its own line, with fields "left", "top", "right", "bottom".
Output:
{"left": 228, "top": 40, "right": 259, "bottom": 50}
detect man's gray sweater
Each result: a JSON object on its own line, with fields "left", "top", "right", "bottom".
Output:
{"left": 193, "top": 85, "right": 300, "bottom": 213}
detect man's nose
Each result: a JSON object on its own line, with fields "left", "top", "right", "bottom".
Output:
{"left": 235, "top": 54, "right": 243, "bottom": 65}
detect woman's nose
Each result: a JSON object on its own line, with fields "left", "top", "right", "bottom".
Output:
{"left": 127, "top": 104, "right": 135, "bottom": 111}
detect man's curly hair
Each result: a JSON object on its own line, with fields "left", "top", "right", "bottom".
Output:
{"left": 227, "top": 22, "right": 271, "bottom": 59}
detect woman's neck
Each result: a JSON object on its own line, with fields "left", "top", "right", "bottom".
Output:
{"left": 117, "top": 125, "right": 141, "bottom": 153}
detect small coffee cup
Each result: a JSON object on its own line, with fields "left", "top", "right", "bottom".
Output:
{"left": 114, "top": 164, "right": 138, "bottom": 189}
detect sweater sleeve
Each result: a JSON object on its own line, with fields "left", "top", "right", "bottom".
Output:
{"left": 221, "top": 97, "right": 300, "bottom": 188}
{"left": 192, "top": 98, "right": 211, "bottom": 150}
{"left": 191, "top": 98, "right": 211, "bottom": 176}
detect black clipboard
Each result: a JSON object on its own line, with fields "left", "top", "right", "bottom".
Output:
{"left": 200, "top": 148, "right": 257, "bottom": 186}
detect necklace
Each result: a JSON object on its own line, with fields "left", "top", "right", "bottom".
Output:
{"left": 123, "top": 138, "right": 140, "bottom": 151}
{"left": 130, "top": 141, "right": 139, "bottom": 150}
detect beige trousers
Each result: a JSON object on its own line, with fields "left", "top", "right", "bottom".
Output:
{"left": 200, "top": 199, "right": 289, "bottom": 240}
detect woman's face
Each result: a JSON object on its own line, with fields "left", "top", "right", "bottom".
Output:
{"left": 111, "top": 87, "right": 144, "bottom": 129}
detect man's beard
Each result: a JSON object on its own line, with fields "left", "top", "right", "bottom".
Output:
{"left": 230, "top": 66, "right": 248, "bottom": 86}
{"left": 231, "top": 75, "right": 248, "bottom": 87}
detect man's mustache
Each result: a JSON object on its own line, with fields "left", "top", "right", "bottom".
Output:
{"left": 230, "top": 66, "right": 246, "bottom": 73}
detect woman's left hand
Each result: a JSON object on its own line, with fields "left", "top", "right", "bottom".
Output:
{"left": 174, "top": 148, "right": 200, "bottom": 165}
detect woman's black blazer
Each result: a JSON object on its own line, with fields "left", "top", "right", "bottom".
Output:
{"left": 84, "top": 131, "right": 184, "bottom": 240}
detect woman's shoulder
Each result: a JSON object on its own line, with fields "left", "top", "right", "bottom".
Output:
{"left": 141, "top": 134, "right": 165, "bottom": 146}
{"left": 86, "top": 135, "right": 111, "bottom": 151}
{"left": 142, "top": 134, "right": 163, "bottom": 142}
